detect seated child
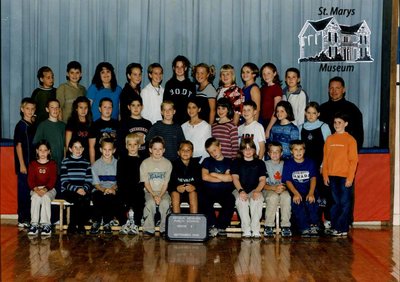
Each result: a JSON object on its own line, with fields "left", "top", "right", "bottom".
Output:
{"left": 231, "top": 138, "right": 266, "bottom": 238}
{"left": 263, "top": 142, "right": 292, "bottom": 237}
{"left": 27, "top": 140, "right": 57, "bottom": 236}
{"left": 60, "top": 137, "right": 92, "bottom": 234}
{"left": 169, "top": 141, "right": 202, "bottom": 214}
{"left": 90, "top": 138, "right": 119, "bottom": 235}
{"left": 282, "top": 140, "right": 319, "bottom": 237}
{"left": 117, "top": 133, "right": 145, "bottom": 235}
{"left": 202, "top": 137, "right": 235, "bottom": 237}
{"left": 140, "top": 136, "right": 172, "bottom": 236}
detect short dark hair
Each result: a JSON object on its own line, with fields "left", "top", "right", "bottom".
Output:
{"left": 285, "top": 67, "right": 301, "bottom": 78}
{"left": 66, "top": 61, "right": 82, "bottom": 81}
{"left": 99, "top": 97, "right": 113, "bottom": 107}
{"left": 46, "top": 97, "right": 60, "bottom": 108}
{"left": 205, "top": 137, "right": 220, "bottom": 149}
{"left": 149, "top": 136, "right": 165, "bottom": 149}
{"left": 243, "top": 100, "right": 257, "bottom": 110}
{"left": 37, "top": 66, "right": 53, "bottom": 86}
{"left": 329, "top": 76, "right": 345, "bottom": 88}
{"left": 67, "top": 61, "right": 82, "bottom": 72}
{"left": 334, "top": 112, "right": 350, "bottom": 123}
{"left": 128, "top": 95, "right": 143, "bottom": 106}
{"left": 179, "top": 140, "right": 194, "bottom": 151}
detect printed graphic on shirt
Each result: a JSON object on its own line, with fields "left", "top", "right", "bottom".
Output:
{"left": 291, "top": 170, "right": 310, "bottom": 183}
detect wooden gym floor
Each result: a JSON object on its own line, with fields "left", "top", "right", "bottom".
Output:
{"left": 1, "top": 220, "right": 399, "bottom": 282}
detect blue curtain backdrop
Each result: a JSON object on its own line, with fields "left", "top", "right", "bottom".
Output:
{"left": 1, "top": 0, "right": 383, "bottom": 147}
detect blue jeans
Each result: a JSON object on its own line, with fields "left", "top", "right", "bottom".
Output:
{"left": 291, "top": 195, "right": 319, "bottom": 232}
{"left": 329, "top": 176, "right": 352, "bottom": 232}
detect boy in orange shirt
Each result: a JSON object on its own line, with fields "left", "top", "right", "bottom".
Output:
{"left": 322, "top": 112, "right": 358, "bottom": 237}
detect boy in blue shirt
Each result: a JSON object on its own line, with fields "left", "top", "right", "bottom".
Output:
{"left": 202, "top": 137, "right": 235, "bottom": 237}
{"left": 282, "top": 140, "right": 319, "bottom": 237}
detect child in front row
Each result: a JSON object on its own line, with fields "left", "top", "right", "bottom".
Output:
{"left": 90, "top": 138, "right": 119, "bottom": 235}
{"left": 140, "top": 136, "right": 172, "bottom": 236}
{"left": 231, "top": 138, "right": 266, "bottom": 238}
{"left": 60, "top": 137, "right": 92, "bottom": 234}
{"left": 202, "top": 137, "right": 235, "bottom": 237}
{"left": 282, "top": 140, "right": 319, "bottom": 237}
{"left": 117, "top": 133, "right": 145, "bottom": 235}
{"left": 263, "top": 142, "right": 292, "bottom": 237}
{"left": 27, "top": 140, "right": 57, "bottom": 236}
{"left": 169, "top": 140, "right": 202, "bottom": 214}
{"left": 14, "top": 98, "right": 36, "bottom": 228}
{"left": 322, "top": 112, "right": 358, "bottom": 237}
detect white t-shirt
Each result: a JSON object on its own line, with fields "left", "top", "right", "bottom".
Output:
{"left": 238, "top": 120, "right": 265, "bottom": 154}
{"left": 140, "top": 83, "right": 164, "bottom": 124}
{"left": 181, "top": 120, "right": 212, "bottom": 162}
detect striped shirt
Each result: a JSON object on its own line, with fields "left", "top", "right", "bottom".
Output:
{"left": 60, "top": 155, "right": 92, "bottom": 193}
{"left": 211, "top": 121, "right": 239, "bottom": 159}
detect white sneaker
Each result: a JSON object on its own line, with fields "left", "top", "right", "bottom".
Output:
{"left": 128, "top": 225, "right": 139, "bottom": 235}
{"left": 242, "top": 231, "right": 252, "bottom": 238}
{"left": 119, "top": 221, "right": 131, "bottom": 235}
{"left": 208, "top": 227, "right": 219, "bottom": 237}
{"left": 324, "top": 220, "right": 331, "bottom": 229}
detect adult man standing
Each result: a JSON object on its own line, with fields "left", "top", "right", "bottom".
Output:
{"left": 320, "top": 76, "right": 363, "bottom": 227}
{"left": 320, "top": 76, "right": 364, "bottom": 150}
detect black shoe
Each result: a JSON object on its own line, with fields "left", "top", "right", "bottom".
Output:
{"left": 103, "top": 224, "right": 112, "bottom": 235}
{"left": 90, "top": 222, "right": 100, "bottom": 235}
{"left": 77, "top": 225, "right": 86, "bottom": 234}
{"left": 67, "top": 225, "right": 77, "bottom": 234}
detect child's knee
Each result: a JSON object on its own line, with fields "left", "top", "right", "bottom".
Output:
{"left": 145, "top": 199, "right": 156, "bottom": 210}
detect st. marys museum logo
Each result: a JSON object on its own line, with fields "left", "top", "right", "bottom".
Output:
{"left": 298, "top": 17, "right": 373, "bottom": 72}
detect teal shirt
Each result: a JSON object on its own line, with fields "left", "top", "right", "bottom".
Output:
{"left": 33, "top": 119, "right": 66, "bottom": 173}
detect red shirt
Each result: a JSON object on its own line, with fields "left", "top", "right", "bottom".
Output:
{"left": 260, "top": 84, "right": 282, "bottom": 120}
{"left": 28, "top": 160, "right": 57, "bottom": 190}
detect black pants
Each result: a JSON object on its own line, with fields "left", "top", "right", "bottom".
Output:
{"left": 63, "top": 190, "right": 91, "bottom": 227}
{"left": 202, "top": 187, "right": 235, "bottom": 229}
{"left": 91, "top": 190, "right": 119, "bottom": 225}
